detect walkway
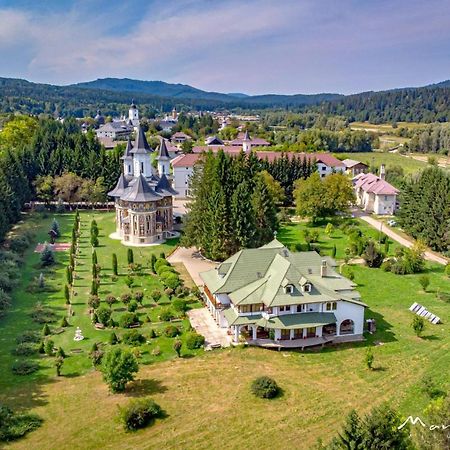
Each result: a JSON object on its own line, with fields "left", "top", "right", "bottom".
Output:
{"left": 168, "top": 246, "right": 217, "bottom": 286}
{"left": 358, "top": 213, "right": 448, "bottom": 265}
{"left": 187, "top": 308, "right": 231, "bottom": 348}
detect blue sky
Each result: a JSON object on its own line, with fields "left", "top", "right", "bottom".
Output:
{"left": 0, "top": 0, "right": 449, "bottom": 94}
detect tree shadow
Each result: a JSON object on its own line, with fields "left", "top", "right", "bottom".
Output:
{"left": 421, "top": 335, "right": 440, "bottom": 341}
{"left": 126, "top": 378, "right": 168, "bottom": 397}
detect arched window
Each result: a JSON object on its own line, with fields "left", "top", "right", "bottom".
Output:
{"left": 340, "top": 319, "right": 354, "bottom": 335}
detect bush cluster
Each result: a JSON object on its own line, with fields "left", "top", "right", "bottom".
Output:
{"left": 0, "top": 404, "right": 43, "bottom": 442}
{"left": 119, "top": 313, "right": 139, "bottom": 329}
{"left": 11, "top": 360, "right": 40, "bottom": 376}
{"left": 118, "top": 398, "right": 163, "bottom": 431}
{"left": 185, "top": 332, "right": 205, "bottom": 350}
{"left": 250, "top": 376, "right": 280, "bottom": 399}
{"left": 163, "top": 325, "right": 180, "bottom": 337}
{"left": 122, "top": 330, "right": 146, "bottom": 346}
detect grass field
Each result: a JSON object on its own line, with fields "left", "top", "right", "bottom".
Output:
{"left": 1, "top": 213, "right": 449, "bottom": 449}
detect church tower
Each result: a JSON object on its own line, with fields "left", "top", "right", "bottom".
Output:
{"left": 156, "top": 138, "right": 171, "bottom": 177}
{"left": 130, "top": 126, "right": 154, "bottom": 178}
{"left": 129, "top": 100, "right": 139, "bottom": 123}
{"left": 172, "top": 107, "right": 177, "bottom": 120}
{"left": 242, "top": 130, "right": 252, "bottom": 154}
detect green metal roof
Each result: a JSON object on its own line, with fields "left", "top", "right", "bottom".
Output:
{"left": 256, "top": 312, "right": 336, "bottom": 330}
{"left": 223, "top": 308, "right": 262, "bottom": 326}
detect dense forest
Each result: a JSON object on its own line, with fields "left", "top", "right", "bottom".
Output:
{"left": 0, "top": 117, "right": 120, "bottom": 242}
{"left": 399, "top": 167, "right": 450, "bottom": 253}
{"left": 314, "top": 86, "right": 450, "bottom": 123}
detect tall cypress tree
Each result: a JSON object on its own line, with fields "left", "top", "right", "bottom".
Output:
{"left": 252, "top": 176, "right": 278, "bottom": 246}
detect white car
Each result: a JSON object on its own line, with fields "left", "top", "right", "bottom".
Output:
{"left": 387, "top": 219, "right": 397, "bottom": 227}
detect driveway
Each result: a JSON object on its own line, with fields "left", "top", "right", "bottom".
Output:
{"left": 358, "top": 214, "right": 448, "bottom": 265}
{"left": 168, "top": 246, "right": 217, "bottom": 286}
{"left": 187, "top": 308, "right": 231, "bottom": 348}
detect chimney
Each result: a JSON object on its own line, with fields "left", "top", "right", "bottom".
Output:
{"left": 380, "top": 164, "right": 386, "bottom": 180}
{"left": 320, "top": 260, "right": 327, "bottom": 278}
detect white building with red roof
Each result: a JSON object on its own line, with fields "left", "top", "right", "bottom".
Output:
{"left": 353, "top": 165, "right": 399, "bottom": 215}
{"left": 171, "top": 148, "right": 345, "bottom": 198}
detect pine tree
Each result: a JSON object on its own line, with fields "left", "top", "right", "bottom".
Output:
{"left": 40, "top": 244, "right": 55, "bottom": 266}
{"left": 92, "top": 250, "right": 98, "bottom": 265}
{"left": 66, "top": 266, "right": 73, "bottom": 285}
{"left": 51, "top": 218, "right": 60, "bottom": 237}
{"left": 150, "top": 254, "right": 157, "bottom": 273}
{"left": 64, "top": 284, "right": 70, "bottom": 304}
{"left": 231, "top": 180, "right": 255, "bottom": 250}
{"left": 252, "top": 176, "right": 278, "bottom": 246}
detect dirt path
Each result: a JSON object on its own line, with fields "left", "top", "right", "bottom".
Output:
{"left": 358, "top": 214, "right": 448, "bottom": 265}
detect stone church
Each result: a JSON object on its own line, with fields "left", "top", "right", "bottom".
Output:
{"left": 108, "top": 126, "right": 177, "bottom": 246}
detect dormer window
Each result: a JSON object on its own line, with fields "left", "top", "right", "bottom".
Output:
{"left": 303, "top": 283, "right": 312, "bottom": 293}
{"left": 284, "top": 284, "right": 294, "bottom": 294}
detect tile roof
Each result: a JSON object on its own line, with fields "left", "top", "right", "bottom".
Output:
{"left": 342, "top": 158, "right": 368, "bottom": 168}
{"left": 229, "top": 132, "right": 270, "bottom": 146}
{"left": 200, "top": 240, "right": 365, "bottom": 308}
{"left": 353, "top": 173, "right": 399, "bottom": 195}
{"left": 171, "top": 153, "right": 202, "bottom": 167}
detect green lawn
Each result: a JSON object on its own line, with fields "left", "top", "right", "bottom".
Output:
{"left": 1, "top": 212, "right": 449, "bottom": 449}
{"left": 277, "top": 217, "right": 401, "bottom": 260}
{"left": 0, "top": 211, "right": 201, "bottom": 401}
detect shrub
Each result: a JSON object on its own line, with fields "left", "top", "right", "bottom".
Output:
{"left": 185, "top": 332, "right": 205, "bottom": 349}
{"left": 109, "top": 332, "right": 119, "bottom": 345}
{"left": 32, "top": 303, "right": 56, "bottom": 324}
{"left": 159, "top": 308, "right": 174, "bottom": 322}
{"left": 160, "top": 272, "right": 181, "bottom": 290}
{"left": 127, "top": 300, "right": 138, "bottom": 313}
{"left": 156, "top": 264, "right": 175, "bottom": 276}
{"left": 173, "top": 339, "right": 182, "bottom": 357}
{"left": 154, "top": 258, "right": 169, "bottom": 272}
{"left": 9, "top": 235, "right": 30, "bottom": 254}
{"left": 56, "top": 347, "right": 65, "bottom": 358}
{"left": 89, "top": 344, "right": 104, "bottom": 368}
{"left": 90, "top": 235, "right": 99, "bottom": 247}
{"left": 119, "top": 313, "right": 139, "bottom": 328}
{"left": 121, "top": 293, "right": 132, "bottom": 305}
{"left": 42, "top": 323, "right": 51, "bottom": 336}
{"left": 362, "top": 241, "right": 384, "bottom": 268}
{"left": 445, "top": 264, "right": 450, "bottom": 278}
{"left": 16, "top": 331, "right": 41, "bottom": 344}
{"left": 0, "top": 404, "right": 43, "bottom": 442}
{"left": 412, "top": 316, "right": 425, "bottom": 337}
{"left": 101, "top": 347, "right": 139, "bottom": 393}
{"left": 163, "top": 325, "right": 180, "bottom": 337}
{"left": 366, "top": 347, "right": 374, "bottom": 370}
{"left": 418, "top": 275, "right": 430, "bottom": 292}
{"left": 172, "top": 298, "right": 187, "bottom": 313}
{"left": 151, "top": 290, "right": 162, "bottom": 302}
{"left": 44, "top": 339, "right": 55, "bottom": 356}
{"left": 125, "top": 276, "right": 134, "bottom": 289}
{"left": 96, "top": 306, "right": 112, "bottom": 326}
{"left": 134, "top": 291, "right": 144, "bottom": 305}
{"left": 250, "top": 376, "right": 279, "bottom": 399}
{"left": 127, "top": 248, "right": 134, "bottom": 265}
{"left": 148, "top": 329, "right": 157, "bottom": 339}
{"left": 150, "top": 254, "right": 157, "bottom": 273}
{"left": 151, "top": 346, "right": 161, "bottom": 356}
{"left": 118, "top": 398, "right": 162, "bottom": 431}
{"left": 105, "top": 295, "right": 117, "bottom": 308}
{"left": 60, "top": 317, "right": 69, "bottom": 328}
{"left": 88, "top": 295, "right": 100, "bottom": 310}
{"left": 11, "top": 360, "right": 39, "bottom": 376}
{"left": 12, "top": 343, "right": 37, "bottom": 356}
{"left": 112, "top": 253, "right": 118, "bottom": 276}
{"left": 122, "top": 330, "right": 146, "bottom": 346}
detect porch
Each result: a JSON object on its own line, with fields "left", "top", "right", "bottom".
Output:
{"left": 246, "top": 335, "right": 334, "bottom": 349}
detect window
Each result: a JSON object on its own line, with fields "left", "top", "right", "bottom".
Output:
{"left": 384, "top": 195, "right": 388, "bottom": 201}
{"left": 280, "top": 305, "right": 291, "bottom": 312}
{"left": 140, "top": 162, "right": 144, "bottom": 173}
{"left": 325, "top": 302, "right": 337, "bottom": 311}
{"left": 285, "top": 285, "right": 294, "bottom": 294}
{"left": 303, "top": 283, "right": 312, "bottom": 293}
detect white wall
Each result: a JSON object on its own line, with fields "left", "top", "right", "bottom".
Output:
{"left": 317, "top": 163, "right": 345, "bottom": 178}
{"left": 374, "top": 194, "right": 397, "bottom": 215}
{"left": 334, "top": 301, "right": 365, "bottom": 335}
{"left": 172, "top": 166, "right": 194, "bottom": 198}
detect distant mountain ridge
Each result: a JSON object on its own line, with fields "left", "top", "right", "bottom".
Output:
{"left": 71, "top": 78, "right": 343, "bottom": 105}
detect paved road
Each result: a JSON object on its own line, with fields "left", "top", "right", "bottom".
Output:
{"left": 168, "top": 246, "right": 217, "bottom": 286}
{"left": 187, "top": 308, "right": 231, "bottom": 348}
{"left": 359, "top": 214, "right": 448, "bottom": 265}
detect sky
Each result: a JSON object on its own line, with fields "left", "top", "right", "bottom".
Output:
{"left": 0, "top": 0, "right": 449, "bottom": 95}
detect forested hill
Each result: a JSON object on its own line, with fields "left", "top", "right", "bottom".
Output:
{"left": 72, "top": 78, "right": 342, "bottom": 105}
{"left": 314, "top": 85, "right": 450, "bottom": 123}
{"left": 0, "top": 76, "right": 450, "bottom": 122}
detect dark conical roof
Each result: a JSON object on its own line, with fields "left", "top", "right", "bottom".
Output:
{"left": 243, "top": 130, "right": 251, "bottom": 141}
{"left": 131, "top": 126, "right": 153, "bottom": 154}
{"left": 108, "top": 173, "right": 129, "bottom": 197}
{"left": 155, "top": 173, "right": 178, "bottom": 196}
{"left": 130, "top": 99, "right": 137, "bottom": 108}
{"left": 121, "top": 137, "right": 133, "bottom": 160}
{"left": 156, "top": 138, "right": 171, "bottom": 160}
{"left": 121, "top": 173, "right": 161, "bottom": 202}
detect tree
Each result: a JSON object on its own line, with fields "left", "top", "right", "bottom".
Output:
{"left": 125, "top": 276, "right": 134, "bottom": 289}
{"left": 53, "top": 172, "right": 84, "bottom": 206}
{"left": 150, "top": 254, "right": 157, "bottom": 273}
{"left": 96, "top": 306, "right": 112, "bottom": 326}
{"left": 365, "top": 347, "right": 374, "bottom": 370}
{"left": 412, "top": 316, "right": 425, "bottom": 337}
{"left": 105, "top": 295, "right": 117, "bottom": 309}
{"left": 92, "top": 250, "right": 98, "bottom": 265}
{"left": 331, "top": 244, "right": 337, "bottom": 258}
{"left": 44, "top": 339, "right": 54, "bottom": 356}
{"left": 327, "top": 404, "right": 412, "bottom": 449}
{"left": 40, "top": 245, "right": 55, "bottom": 267}
{"left": 88, "top": 295, "right": 100, "bottom": 310}
{"left": 257, "top": 170, "right": 285, "bottom": 204}
{"left": 66, "top": 267, "right": 73, "bottom": 286}
{"left": 127, "top": 248, "right": 134, "bottom": 265}
{"left": 362, "top": 241, "right": 384, "bottom": 268}
{"left": 173, "top": 339, "right": 182, "bottom": 357}
{"left": 252, "top": 175, "right": 278, "bottom": 246}
{"left": 294, "top": 173, "right": 355, "bottom": 223}
{"left": 101, "top": 348, "right": 139, "bottom": 393}
{"left": 112, "top": 253, "right": 118, "bottom": 276}
{"left": 55, "top": 356, "right": 64, "bottom": 376}
{"left": 90, "top": 235, "right": 99, "bottom": 247}
{"left": 418, "top": 275, "right": 430, "bottom": 292}
{"left": 42, "top": 323, "right": 50, "bottom": 336}
{"left": 33, "top": 175, "right": 53, "bottom": 205}
{"left": 325, "top": 222, "right": 334, "bottom": 236}
{"left": 64, "top": 285, "right": 70, "bottom": 304}
{"left": 51, "top": 218, "right": 60, "bottom": 237}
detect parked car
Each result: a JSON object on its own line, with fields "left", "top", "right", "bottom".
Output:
{"left": 387, "top": 219, "right": 397, "bottom": 227}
